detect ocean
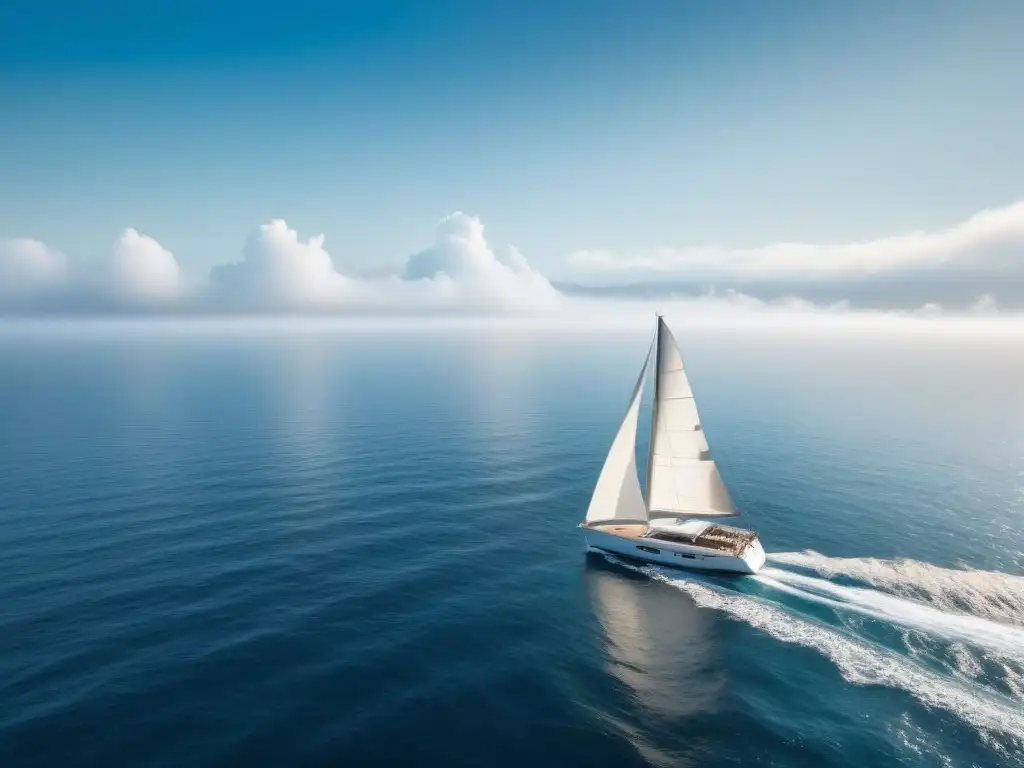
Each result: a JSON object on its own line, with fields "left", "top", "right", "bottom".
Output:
{"left": 1, "top": 319, "right": 1022, "bottom": 767}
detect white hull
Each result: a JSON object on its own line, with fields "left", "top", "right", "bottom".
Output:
{"left": 582, "top": 525, "right": 765, "bottom": 575}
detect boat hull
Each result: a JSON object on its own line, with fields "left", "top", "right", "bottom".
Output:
{"left": 583, "top": 525, "right": 765, "bottom": 575}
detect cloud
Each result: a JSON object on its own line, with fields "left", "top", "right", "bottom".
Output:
{"left": 398, "top": 212, "right": 560, "bottom": 309}
{"left": 210, "top": 219, "right": 353, "bottom": 308}
{"left": 0, "top": 238, "right": 67, "bottom": 296}
{"left": 34, "top": 294, "right": 1021, "bottom": 339}
{"left": 970, "top": 292, "right": 999, "bottom": 315}
{"left": 913, "top": 302, "right": 944, "bottom": 317}
{"left": 208, "top": 212, "right": 559, "bottom": 312}
{"left": 110, "top": 229, "right": 181, "bottom": 302}
{"left": 568, "top": 200, "right": 1024, "bottom": 280}
{"left": 548, "top": 293, "right": 1024, "bottom": 336}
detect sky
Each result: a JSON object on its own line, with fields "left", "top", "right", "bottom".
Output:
{"left": 1, "top": 0, "right": 1023, "bottom": 315}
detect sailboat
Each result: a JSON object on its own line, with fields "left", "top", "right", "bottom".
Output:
{"left": 579, "top": 316, "right": 766, "bottom": 575}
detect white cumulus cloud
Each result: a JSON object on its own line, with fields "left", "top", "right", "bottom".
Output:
{"left": 398, "top": 212, "right": 560, "bottom": 310}
{"left": 569, "top": 199, "right": 1024, "bottom": 280}
{"left": 0, "top": 238, "right": 67, "bottom": 296}
{"left": 110, "top": 228, "right": 181, "bottom": 302}
{"left": 210, "top": 219, "right": 353, "bottom": 308}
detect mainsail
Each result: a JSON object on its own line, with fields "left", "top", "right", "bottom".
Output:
{"left": 645, "top": 317, "right": 737, "bottom": 518}
{"left": 586, "top": 317, "right": 736, "bottom": 524}
{"left": 584, "top": 339, "right": 654, "bottom": 523}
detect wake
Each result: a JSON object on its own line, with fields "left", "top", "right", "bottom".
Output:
{"left": 599, "top": 552, "right": 1024, "bottom": 763}
{"left": 768, "top": 550, "right": 1024, "bottom": 629}
{"left": 754, "top": 567, "right": 1024, "bottom": 656}
{"left": 756, "top": 558, "right": 1024, "bottom": 704}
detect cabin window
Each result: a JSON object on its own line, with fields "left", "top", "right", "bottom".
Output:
{"left": 678, "top": 553, "right": 695, "bottom": 559}
{"left": 636, "top": 545, "right": 660, "bottom": 554}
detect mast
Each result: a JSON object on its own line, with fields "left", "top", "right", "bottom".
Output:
{"left": 644, "top": 314, "right": 662, "bottom": 514}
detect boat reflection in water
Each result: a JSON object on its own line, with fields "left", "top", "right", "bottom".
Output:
{"left": 584, "top": 554, "right": 725, "bottom": 766}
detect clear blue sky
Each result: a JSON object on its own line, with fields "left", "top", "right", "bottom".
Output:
{"left": 2, "top": 0, "right": 1022, "bottom": 279}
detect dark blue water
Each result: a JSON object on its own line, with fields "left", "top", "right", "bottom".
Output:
{"left": 1, "top": 320, "right": 1022, "bottom": 767}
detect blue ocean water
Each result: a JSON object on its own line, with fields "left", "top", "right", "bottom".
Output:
{"left": 1, "top": 320, "right": 1022, "bottom": 767}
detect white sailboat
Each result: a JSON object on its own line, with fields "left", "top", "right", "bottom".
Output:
{"left": 579, "top": 316, "right": 766, "bottom": 574}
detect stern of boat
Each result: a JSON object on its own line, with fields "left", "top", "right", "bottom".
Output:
{"left": 740, "top": 537, "right": 766, "bottom": 574}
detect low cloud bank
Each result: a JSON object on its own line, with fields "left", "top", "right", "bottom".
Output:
{"left": 569, "top": 199, "right": 1024, "bottom": 281}
{"left": 5, "top": 293, "right": 1020, "bottom": 338}
{"left": 572, "top": 289, "right": 1020, "bottom": 334}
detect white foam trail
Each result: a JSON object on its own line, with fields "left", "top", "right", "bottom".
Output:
{"left": 602, "top": 555, "right": 1024, "bottom": 762}
{"left": 948, "top": 642, "right": 985, "bottom": 679}
{"left": 756, "top": 567, "right": 1024, "bottom": 656}
{"left": 768, "top": 551, "right": 1024, "bottom": 628}
{"left": 756, "top": 568, "right": 1024, "bottom": 699}
{"left": 998, "top": 657, "right": 1024, "bottom": 699}
{"left": 766, "top": 551, "right": 1024, "bottom": 698}
{"left": 927, "top": 639, "right": 1024, "bottom": 701}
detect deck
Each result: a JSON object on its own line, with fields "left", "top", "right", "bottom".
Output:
{"left": 590, "top": 522, "right": 756, "bottom": 557}
{"left": 647, "top": 524, "right": 756, "bottom": 555}
{"left": 594, "top": 523, "right": 647, "bottom": 540}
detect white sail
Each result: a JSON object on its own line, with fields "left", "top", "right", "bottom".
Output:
{"left": 646, "top": 318, "right": 737, "bottom": 518}
{"left": 585, "top": 341, "right": 653, "bottom": 524}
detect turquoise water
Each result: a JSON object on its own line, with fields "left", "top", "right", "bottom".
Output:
{"left": 1, "top": 321, "right": 1022, "bottom": 767}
